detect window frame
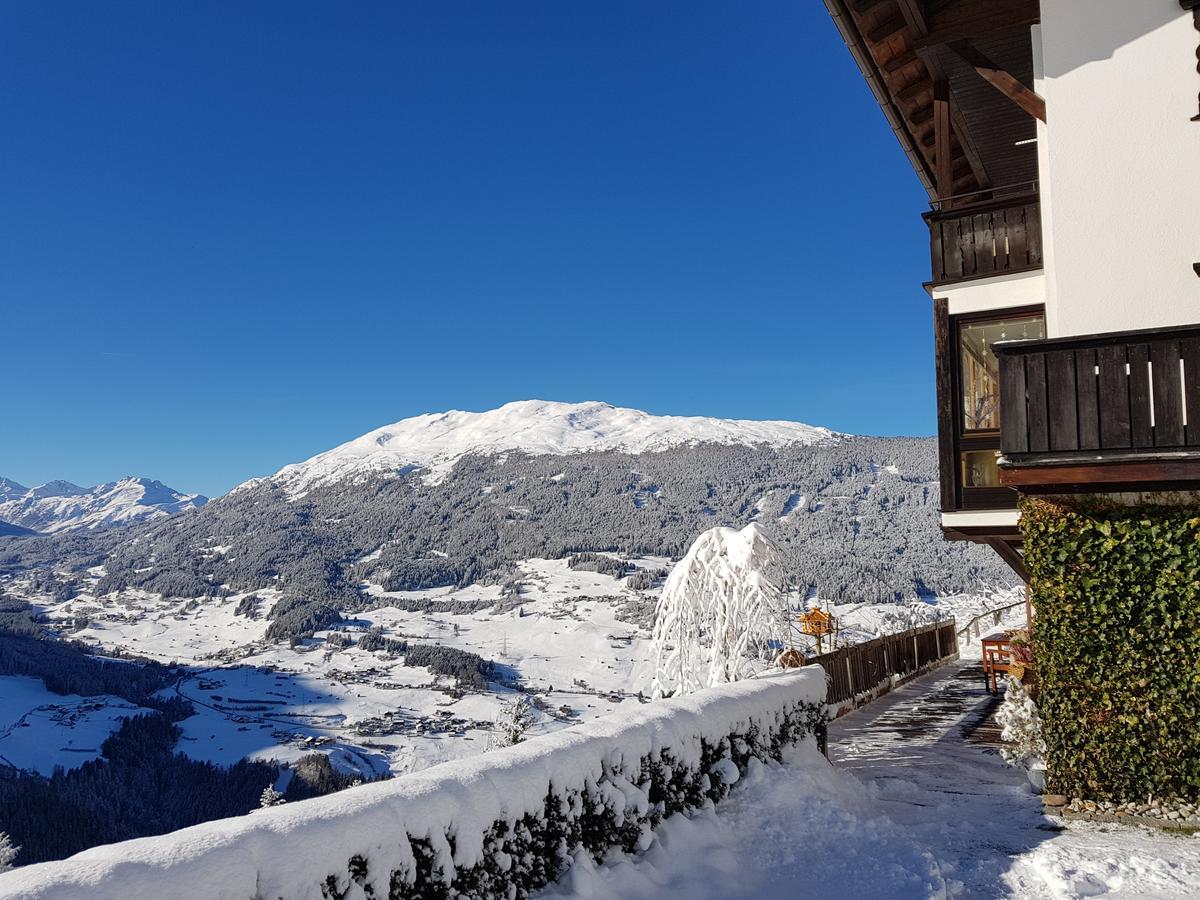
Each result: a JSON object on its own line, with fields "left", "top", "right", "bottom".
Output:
{"left": 947, "top": 304, "right": 1045, "bottom": 510}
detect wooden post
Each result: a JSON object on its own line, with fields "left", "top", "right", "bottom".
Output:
{"left": 846, "top": 655, "right": 856, "bottom": 699}
{"left": 935, "top": 625, "right": 942, "bottom": 659}
{"left": 913, "top": 633, "right": 920, "bottom": 669}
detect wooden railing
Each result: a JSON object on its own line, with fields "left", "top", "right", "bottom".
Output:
{"left": 924, "top": 194, "right": 1042, "bottom": 285}
{"left": 809, "top": 620, "right": 958, "bottom": 716}
{"left": 996, "top": 324, "right": 1200, "bottom": 459}
{"left": 956, "top": 600, "right": 1026, "bottom": 643}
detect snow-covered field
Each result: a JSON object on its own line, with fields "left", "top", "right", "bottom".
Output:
{"left": 16, "top": 558, "right": 671, "bottom": 778}
{"left": 0, "top": 676, "right": 154, "bottom": 775}
{"left": 9, "top": 557, "right": 1013, "bottom": 781}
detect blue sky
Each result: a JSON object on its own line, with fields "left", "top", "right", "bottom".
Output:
{"left": 2, "top": 1, "right": 932, "bottom": 497}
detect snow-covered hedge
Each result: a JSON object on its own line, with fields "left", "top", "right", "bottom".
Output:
{"left": 0, "top": 669, "right": 826, "bottom": 900}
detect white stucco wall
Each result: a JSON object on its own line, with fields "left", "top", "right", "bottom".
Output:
{"left": 1038, "top": 1, "right": 1200, "bottom": 337}
{"left": 935, "top": 269, "right": 1045, "bottom": 317}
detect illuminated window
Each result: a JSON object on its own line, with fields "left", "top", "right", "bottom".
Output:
{"left": 958, "top": 315, "right": 1045, "bottom": 432}
{"left": 961, "top": 450, "right": 1000, "bottom": 487}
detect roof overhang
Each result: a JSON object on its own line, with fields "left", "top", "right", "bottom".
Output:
{"left": 823, "top": 0, "right": 1042, "bottom": 202}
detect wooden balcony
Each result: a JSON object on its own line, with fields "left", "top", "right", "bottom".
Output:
{"left": 995, "top": 325, "right": 1200, "bottom": 491}
{"left": 925, "top": 194, "right": 1042, "bottom": 286}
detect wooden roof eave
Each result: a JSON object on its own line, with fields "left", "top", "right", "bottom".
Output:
{"left": 824, "top": 0, "right": 937, "bottom": 199}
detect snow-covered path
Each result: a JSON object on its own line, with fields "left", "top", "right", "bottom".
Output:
{"left": 542, "top": 663, "right": 1200, "bottom": 899}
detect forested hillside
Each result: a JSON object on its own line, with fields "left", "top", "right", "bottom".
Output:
{"left": 1, "top": 437, "right": 1015, "bottom": 634}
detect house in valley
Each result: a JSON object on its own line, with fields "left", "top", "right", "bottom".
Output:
{"left": 823, "top": 0, "right": 1200, "bottom": 800}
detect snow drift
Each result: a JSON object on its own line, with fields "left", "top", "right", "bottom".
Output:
{"left": 0, "top": 668, "right": 826, "bottom": 900}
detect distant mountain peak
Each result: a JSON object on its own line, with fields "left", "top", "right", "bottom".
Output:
{"left": 262, "top": 399, "right": 839, "bottom": 495}
{"left": 0, "top": 475, "right": 208, "bottom": 534}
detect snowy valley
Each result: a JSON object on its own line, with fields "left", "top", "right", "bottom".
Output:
{"left": 0, "top": 401, "right": 1017, "bottom": 866}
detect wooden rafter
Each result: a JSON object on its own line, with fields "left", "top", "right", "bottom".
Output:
{"left": 910, "top": 0, "right": 1039, "bottom": 51}
{"left": 894, "top": 0, "right": 990, "bottom": 194}
{"left": 933, "top": 80, "right": 954, "bottom": 198}
{"left": 868, "top": 14, "right": 909, "bottom": 43}
{"left": 987, "top": 539, "right": 1029, "bottom": 583}
{"left": 946, "top": 41, "right": 1047, "bottom": 122}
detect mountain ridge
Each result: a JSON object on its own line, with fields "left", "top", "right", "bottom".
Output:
{"left": 259, "top": 400, "right": 839, "bottom": 496}
{"left": 0, "top": 476, "right": 208, "bottom": 534}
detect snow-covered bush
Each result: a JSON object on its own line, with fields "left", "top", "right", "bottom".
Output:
{"left": 651, "top": 524, "right": 787, "bottom": 697}
{"left": 3, "top": 670, "right": 826, "bottom": 900}
{"left": 0, "top": 832, "right": 18, "bottom": 873}
{"left": 259, "top": 785, "right": 287, "bottom": 809}
{"left": 996, "top": 676, "right": 1045, "bottom": 767}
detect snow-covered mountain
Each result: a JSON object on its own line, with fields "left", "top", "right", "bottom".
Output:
{"left": 0, "top": 476, "right": 208, "bottom": 534}
{"left": 264, "top": 400, "right": 838, "bottom": 494}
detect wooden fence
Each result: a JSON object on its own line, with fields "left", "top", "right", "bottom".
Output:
{"left": 808, "top": 620, "right": 959, "bottom": 717}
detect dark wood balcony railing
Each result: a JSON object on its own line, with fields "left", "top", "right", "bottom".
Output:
{"left": 925, "top": 194, "right": 1042, "bottom": 286}
{"left": 995, "top": 325, "right": 1200, "bottom": 482}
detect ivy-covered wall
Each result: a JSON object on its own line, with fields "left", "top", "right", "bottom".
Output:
{"left": 1021, "top": 495, "right": 1200, "bottom": 800}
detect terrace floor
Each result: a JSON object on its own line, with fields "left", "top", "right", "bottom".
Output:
{"left": 542, "top": 660, "right": 1200, "bottom": 899}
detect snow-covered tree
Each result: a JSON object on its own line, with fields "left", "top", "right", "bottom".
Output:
{"left": 651, "top": 523, "right": 787, "bottom": 697}
{"left": 996, "top": 676, "right": 1046, "bottom": 767}
{"left": 259, "top": 785, "right": 287, "bottom": 809}
{"left": 0, "top": 832, "right": 19, "bottom": 872}
{"left": 490, "top": 695, "right": 535, "bottom": 749}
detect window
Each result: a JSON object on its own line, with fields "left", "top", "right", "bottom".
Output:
{"left": 961, "top": 450, "right": 1000, "bottom": 488}
{"left": 949, "top": 309, "right": 1045, "bottom": 509}
{"left": 958, "top": 315, "right": 1045, "bottom": 433}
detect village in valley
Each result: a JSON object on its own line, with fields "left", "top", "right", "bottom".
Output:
{"left": 3, "top": 1, "right": 1200, "bottom": 898}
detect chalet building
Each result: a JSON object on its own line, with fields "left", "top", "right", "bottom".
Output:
{"left": 824, "top": 0, "right": 1200, "bottom": 802}
{"left": 824, "top": 0, "right": 1200, "bottom": 578}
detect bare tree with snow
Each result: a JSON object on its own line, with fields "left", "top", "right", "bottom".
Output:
{"left": 651, "top": 523, "right": 787, "bottom": 697}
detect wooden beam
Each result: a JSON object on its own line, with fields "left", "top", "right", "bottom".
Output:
{"left": 933, "top": 298, "right": 958, "bottom": 513}
{"left": 950, "top": 103, "right": 990, "bottom": 189}
{"left": 883, "top": 48, "right": 920, "bottom": 74}
{"left": 897, "top": 79, "right": 933, "bottom": 101}
{"left": 911, "top": 103, "right": 934, "bottom": 125}
{"left": 987, "top": 539, "right": 1029, "bottom": 583}
{"left": 894, "top": 0, "right": 987, "bottom": 192}
{"left": 897, "top": 80, "right": 929, "bottom": 103}
{"left": 894, "top": 0, "right": 929, "bottom": 34}
{"left": 867, "top": 14, "right": 908, "bottom": 43}
{"left": 851, "top": 0, "right": 890, "bottom": 12}
{"left": 933, "top": 79, "right": 953, "bottom": 199}
{"left": 998, "top": 457, "right": 1200, "bottom": 490}
{"left": 910, "top": 0, "right": 1039, "bottom": 51}
{"left": 946, "top": 41, "right": 1047, "bottom": 122}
